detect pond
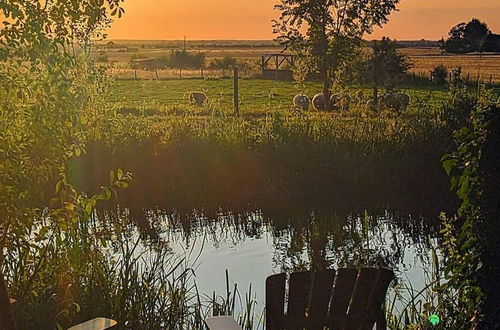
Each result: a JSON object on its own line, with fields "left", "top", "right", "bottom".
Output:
{"left": 79, "top": 138, "right": 456, "bottom": 326}
{"left": 110, "top": 205, "right": 444, "bottom": 326}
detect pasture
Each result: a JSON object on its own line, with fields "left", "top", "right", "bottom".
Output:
{"left": 94, "top": 39, "right": 500, "bottom": 83}
{"left": 109, "top": 78, "right": 448, "bottom": 115}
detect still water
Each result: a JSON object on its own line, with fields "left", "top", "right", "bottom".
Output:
{"left": 132, "top": 207, "right": 441, "bottom": 322}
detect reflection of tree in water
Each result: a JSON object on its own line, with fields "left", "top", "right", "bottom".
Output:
{"left": 268, "top": 210, "right": 435, "bottom": 274}
{"left": 99, "top": 202, "right": 438, "bottom": 279}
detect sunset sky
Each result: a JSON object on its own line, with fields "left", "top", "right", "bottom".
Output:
{"left": 107, "top": 0, "right": 500, "bottom": 41}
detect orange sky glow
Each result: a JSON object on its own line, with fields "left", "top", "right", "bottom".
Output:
{"left": 107, "top": 0, "right": 500, "bottom": 40}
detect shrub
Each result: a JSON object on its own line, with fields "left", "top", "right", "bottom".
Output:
{"left": 431, "top": 65, "right": 448, "bottom": 85}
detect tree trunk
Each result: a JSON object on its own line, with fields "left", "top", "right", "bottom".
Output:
{"left": 321, "top": 65, "right": 332, "bottom": 111}
{"left": 323, "top": 81, "right": 332, "bottom": 112}
{"left": 0, "top": 270, "right": 15, "bottom": 330}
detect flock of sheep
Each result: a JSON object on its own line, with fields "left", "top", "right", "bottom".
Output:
{"left": 189, "top": 90, "right": 411, "bottom": 113}
{"left": 294, "top": 91, "right": 411, "bottom": 113}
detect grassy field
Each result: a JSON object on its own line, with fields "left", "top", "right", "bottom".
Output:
{"left": 93, "top": 39, "right": 500, "bottom": 83}
{"left": 109, "top": 78, "right": 449, "bottom": 115}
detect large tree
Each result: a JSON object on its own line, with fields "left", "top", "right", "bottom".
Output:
{"left": 273, "top": 0, "right": 401, "bottom": 110}
{"left": 442, "top": 18, "right": 491, "bottom": 54}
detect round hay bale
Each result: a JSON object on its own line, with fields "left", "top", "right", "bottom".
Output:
{"left": 293, "top": 94, "right": 310, "bottom": 111}
{"left": 189, "top": 92, "right": 208, "bottom": 106}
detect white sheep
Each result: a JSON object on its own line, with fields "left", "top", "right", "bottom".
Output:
{"left": 189, "top": 92, "right": 208, "bottom": 106}
{"left": 312, "top": 93, "right": 326, "bottom": 111}
{"left": 293, "top": 94, "right": 310, "bottom": 111}
{"left": 312, "top": 93, "right": 348, "bottom": 111}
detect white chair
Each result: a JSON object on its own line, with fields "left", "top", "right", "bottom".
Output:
{"left": 205, "top": 316, "right": 242, "bottom": 330}
{"left": 67, "top": 318, "right": 117, "bottom": 330}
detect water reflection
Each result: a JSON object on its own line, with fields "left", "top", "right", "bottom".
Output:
{"left": 101, "top": 206, "right": 439, "bottom": 321}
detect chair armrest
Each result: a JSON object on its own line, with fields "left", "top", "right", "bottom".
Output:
{"left": 67, "top": 318, "right": 117, "bottom": 330}
{"left": 205, "top": 316, "right": 242, "bottom": 330}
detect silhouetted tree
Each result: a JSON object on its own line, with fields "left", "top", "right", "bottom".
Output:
{"left": 210, "top": 56, "right": 237, "bottom": 77}
{"left": 169, "top": 50, "right": 206, "bottom": 78}
{"left": 273, "top": 0, "right": 401, "bottom": 111}
{"left": 358, "top": 37, "right": 412, "bottom": 101}
{"left": 442, "top": 18, "right": 491, "bottom": 53}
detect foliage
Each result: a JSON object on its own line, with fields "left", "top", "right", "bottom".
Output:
{"left": 273, "top": 0, "right": 401, "bottom": 110}
{"left": 129, "top": 51, "right": 206, "bottom": 72}
{"left": 431, "top": 65, "right": 448, "bottom": 85}
{"left": 441, "top": 18, "right": 493, "bottom": 54}
{"left": 0, "top": 0, "right": 125, "bottom": 328}
{"left": 169, "top": 50, "right": 206, "bottom": 70}
{"left": 439, "top": 89, "right": 500, "bottom": 328}
{"left": 210, "top": 56, "right": 238, "bottom": 76}
{"left": 357, "top": 37, "right": 412, "bottom": 97}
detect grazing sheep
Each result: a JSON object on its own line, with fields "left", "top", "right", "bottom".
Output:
{"left": 312, "top": 93, "right": 326, "bottom": 111}
{"left": 313, "top": 93, "right": 349, "bottom": 111}
{"left": 293, "top": 94, "right": 310, "bottom": 111}
{"left": 189, "top": 92, "right": 208, "bottom": 106}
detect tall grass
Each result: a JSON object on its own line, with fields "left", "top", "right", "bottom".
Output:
{"left": 5, "top": 210, "right": 263, "bottom": 329}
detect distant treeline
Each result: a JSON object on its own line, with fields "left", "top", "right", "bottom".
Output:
{"left": 365, "top": 40, "right": 441, "bottom": 48}
{"left": 99, "top": 40, "right": 279, "bottom": 50}
{"left": 130, "top": 50, "right": 205, "bottom": 70}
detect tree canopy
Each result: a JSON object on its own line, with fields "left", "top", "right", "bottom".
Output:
{"left": 273, "top": 0, "right": 401, "bottom": 110}
{"left": 441, "top": 18, "right": 500, "bottom": 53}
{"left": 357, "top": 37, "right": 412, "bottom": 97}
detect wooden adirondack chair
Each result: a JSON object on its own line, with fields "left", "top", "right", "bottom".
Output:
{"left": 206, "top": 267, "right": 394, "bottom": 330}
{"left": 266, "top": 268, "right": 394, "bottom": 330}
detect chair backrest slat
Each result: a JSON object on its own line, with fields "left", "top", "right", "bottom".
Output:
{"left": 309, "top": 269, "right": 336, "bottom": 329}
{"left": 266, "top": 273, "right": 286, "bottom": 329}
{"left": 348, "top": 268, "right": 379, "bottom": 329}
{"left": 286, "top": 271, "right": 312, "bottom": 329}
{"left": 328, "top": 268, "right": 358, "bottom": 325}
{"left": 368, "top": 269, "right": 395, "bottom": 330}
{"left": 266, "top": 268, "right": 394, "bottom": 330}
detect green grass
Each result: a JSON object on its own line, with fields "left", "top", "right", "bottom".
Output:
{"left": 109, "top": 78, "right": 449, "bottom": 115}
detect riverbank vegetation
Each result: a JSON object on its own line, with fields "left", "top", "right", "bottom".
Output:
{"left": 1, "top": 1, "right": 500, "bottom": 329}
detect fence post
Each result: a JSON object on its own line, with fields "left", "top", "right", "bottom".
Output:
{"left": 490, "top": 74, "right": 493, "bottom": 87}
{"left": 234, "top": 67, "right": 239, "bottom": 116}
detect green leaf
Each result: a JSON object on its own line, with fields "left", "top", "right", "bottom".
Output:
{"left": 443, "top": 159, "right": 458, "bottom": 175}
